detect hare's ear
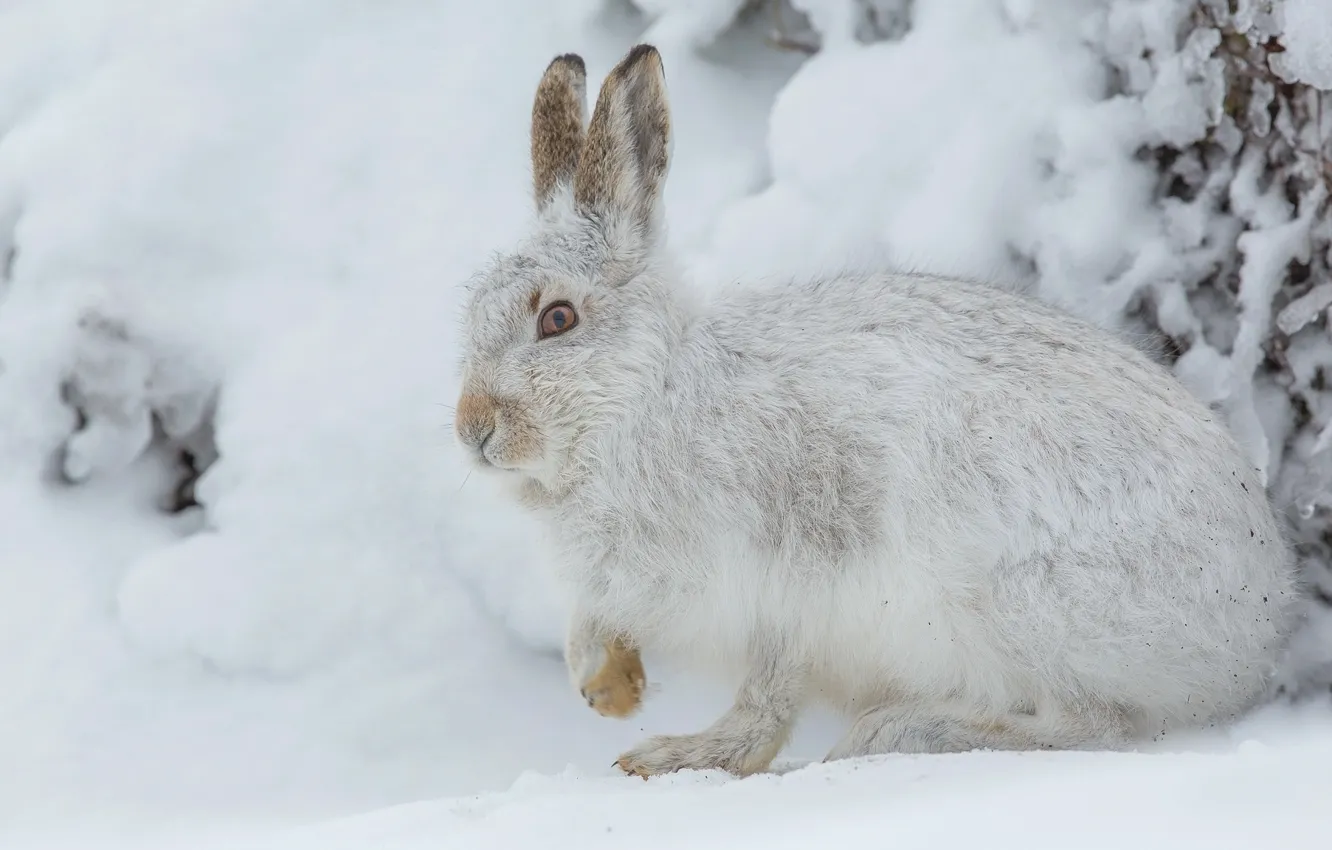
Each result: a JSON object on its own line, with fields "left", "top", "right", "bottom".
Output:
{"left": 532, "top": 53, "right": 588, "bottom": 213}
{"left": 574, "top": 44, "right": 671, "bottom": 234}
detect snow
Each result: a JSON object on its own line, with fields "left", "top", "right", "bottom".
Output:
{"left": 0, "top": 0, "right": 1330, "bottom": 848}
{"left": 1275, "top": 0, "right": 1332, "bottom": 88}
{"left": 12, "top": 708, "right": 1332, "bottom": 849}
{"left": 242, "top": 725, "right": 1332, "bottom": 850}
{"left": 1276, "top": 283, "right": 1332, "bottom": 336}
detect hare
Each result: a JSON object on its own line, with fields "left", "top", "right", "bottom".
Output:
{"left": 454, "top": 44, "right": 1301, "bottom": 777}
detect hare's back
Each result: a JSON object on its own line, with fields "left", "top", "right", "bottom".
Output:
{"left": 711, "top": 269, "right": 1283, "bottom": 579}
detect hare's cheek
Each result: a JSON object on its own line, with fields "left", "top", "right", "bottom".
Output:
{"left": 494, "top": 400, "right": 546, "bottom": 468}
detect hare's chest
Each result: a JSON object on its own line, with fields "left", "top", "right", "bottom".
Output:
{"left": 569, "top": 542, "right": 703, "bottom": 623}
{"left": 553, "top": 505, "right": 727, "bottom": 638}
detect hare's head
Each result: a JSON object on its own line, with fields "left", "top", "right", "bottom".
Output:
{"left": 455, "top": 45, "right": 679, "bottom": 488}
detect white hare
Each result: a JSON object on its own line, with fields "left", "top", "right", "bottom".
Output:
{"left": 454, "top": 44, "right": 1301, "bottom": 777}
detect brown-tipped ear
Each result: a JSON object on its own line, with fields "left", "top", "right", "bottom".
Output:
{"left": 532, "top": 53, "right": 588, "bottom": 212}
{"left": 574, "top": 44, "right": 671, "bottom": 231}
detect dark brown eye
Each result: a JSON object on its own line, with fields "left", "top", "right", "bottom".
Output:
{"left": 539, "top": 301, "right": 578, "bottom": 338}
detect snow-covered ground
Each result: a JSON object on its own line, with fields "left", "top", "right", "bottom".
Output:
{"left": 19, "top": 708, "right": 1332, "bottom": 850}
{"left": 1, "top": 1, "right": 1330, "bottom": 847}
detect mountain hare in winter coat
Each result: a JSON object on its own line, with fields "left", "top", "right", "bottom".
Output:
{"left": 454, "top": 44, "right": 1301, "bottom": 777}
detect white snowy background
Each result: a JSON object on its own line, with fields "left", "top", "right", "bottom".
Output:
{"left": 2, "top": 0, "right": 1331, "bottom": 847}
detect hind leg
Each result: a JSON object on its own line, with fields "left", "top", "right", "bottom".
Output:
{"left": 826, "top": 699, "right": 1132, "bottom": 760}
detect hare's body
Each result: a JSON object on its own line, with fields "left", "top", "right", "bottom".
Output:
{"left": 537, "top": 259, "right": 1294, "bottom": 747}
{"left": 456, "top": 46, "right": 1300, "bottom": 775}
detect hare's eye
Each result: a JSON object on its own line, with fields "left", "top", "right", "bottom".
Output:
{"left": 539, "top": 301, "right": 579, "bottom": 339}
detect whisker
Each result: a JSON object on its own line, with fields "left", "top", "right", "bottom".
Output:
{"left": 458, "top": 469, "right": 473, "bottom": 492}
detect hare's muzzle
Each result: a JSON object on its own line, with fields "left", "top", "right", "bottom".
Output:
{"left": 455, "top": 393, "right": 498, "bottom": 465}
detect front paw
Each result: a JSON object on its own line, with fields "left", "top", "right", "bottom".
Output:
{"left": 615, "top": 731, "right": 776, "bottom": 778}
{"left": 574, "top": 636, "right": 646, "bottom": 719}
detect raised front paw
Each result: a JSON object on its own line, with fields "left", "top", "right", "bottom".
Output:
{"left": 574, "top": 636, "right": 646, "bottom": 719}
{"left": 615, "top": 731, "right": 777, "bottom": 778}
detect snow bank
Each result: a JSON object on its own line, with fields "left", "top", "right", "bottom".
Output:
{"left": 0, "top": 0, "right": 583, "bottom": 824}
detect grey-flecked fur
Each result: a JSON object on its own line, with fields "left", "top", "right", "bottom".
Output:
{"left": 454, "top": 44, "right": 1302, "bottom": 776}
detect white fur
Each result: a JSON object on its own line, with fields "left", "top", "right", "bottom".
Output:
{"left": 455, "top": 45, "right": 1302, "bottom": 774}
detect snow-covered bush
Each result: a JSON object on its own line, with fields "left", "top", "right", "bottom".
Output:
{"left": 1100, "top": 0, "right": 1332, "bottom": 689}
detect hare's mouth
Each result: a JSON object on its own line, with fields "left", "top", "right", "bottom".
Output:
{"left": 472, "top": 435, "right": 529, "bottom": 474}
{"left": 474, "top": 444, "right": 505, "bottom": 472}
